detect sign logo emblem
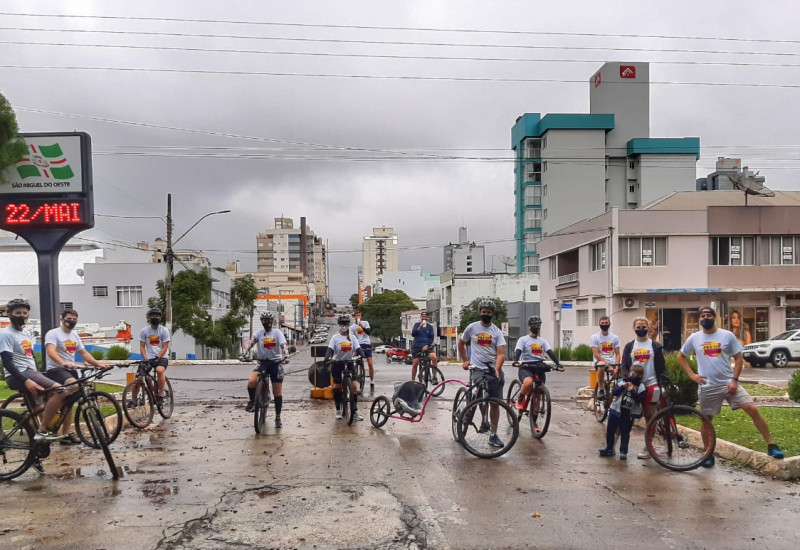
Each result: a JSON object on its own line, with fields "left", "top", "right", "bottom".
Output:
{"left": 16, "top": 143, "right": 75, "bottom": 180}
{"left": 620, "top": 65, "right": 636, "bottom": 79}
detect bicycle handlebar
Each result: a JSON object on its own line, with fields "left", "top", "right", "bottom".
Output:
{"left": 511, "top": 361, "right": 563, "bottom": 372}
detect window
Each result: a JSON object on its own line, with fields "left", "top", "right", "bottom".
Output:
{"left": 629, "top": 161, "right": 635, "bottom": 169}
{"left": 619, "top": 237, "right": 667, "bottom": 266}
{"left": 524, "top": 255, "right": 539, "bottom": 273}
{"left": 543, "top": 208, "right": 548, "bottom": 220}
{"left": 524, "top": 137, "right": 542, "bottom": 159}
{"left": 542, "top": 137, "right": 547, "bottom": 149}
{"left": 524, "top": 232, "right": 541, "bottom": 253}
{"left": 524, "top": 209, "right": 542, "bottom": 229}
{"left": 760, "top": 236, "right": 798, "bottom": 265}
{"left": 59, "top": 302, "right": 73, "bottom": 311}
{"left": 549, "top": 257, "right": 557, "bottom": 280}
{"left": 116, "top": 286, "right": 143, "bottom": 307}
{"left": 591, "top": 240, "right": 606, "bottom": 271}
{"left": 710, "top": 236, "right": 755, "bottom": 266}
{"left": 530, "top": 285, "right": 538, "bottom": 291}
{"left": 524, "top": 185, "right": 542, "bottom": 206}
{"left": 524, "top": 162, "right": 543, "bottom": 182}
{"left": 577, "top": 310, "right": 589, "bottom": 326}
{"left": 787, "top": 307, "right": 800, "bottom": 330}
{"left": 543, "top": 184, "right": 547, "bottom": 196}
{"left": 592, "top": 309, "right": 607, "bottom": 325}
{"left": 92, "top": 286, "right": 108, "bottom": 297}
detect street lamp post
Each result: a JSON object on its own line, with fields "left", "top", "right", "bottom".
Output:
{"left": 164, "top": 193, "right": 231, "bottom": 328}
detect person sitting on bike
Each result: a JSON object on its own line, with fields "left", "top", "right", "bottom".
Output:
{"left": 590, "top": 315, "right": 621, "bottom": 398}
{"left": 138, "top": 308, "right": 171, "bottom": 407}
{"left": 44, "top": 308, "right": 111, "bottom": 445}
{"left": 349, "top": 309, "right": 375, "bottom": 393}
{"left": 458, "top": 299, "right": 506, "bottom": 447}
{"left": 326, "top": 315, "right": 364, "bottom": 421}
{"left": 411, "top": 311, "right": 438, "bottom": 383}
{"left": 0, "top": 299, "right": 68, "bottom": 441}
{"left": 599, "top": 364, "right": 646, "bottom": 460}
{"left": 511, "top": 316, "right": 562, "bottom": 411}
{"left": 244, "top": 312, "right": 288, "bottom": 428}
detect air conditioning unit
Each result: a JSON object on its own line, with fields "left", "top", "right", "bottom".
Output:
{"left": 777, "top": 295, "right": 787, "bottom": 308}
{"left": 621, "top": 297, "right": 639, "bottom": 310}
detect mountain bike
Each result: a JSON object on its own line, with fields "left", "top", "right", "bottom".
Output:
{"left": 325, "top": 359, "right": 359, "bottom": 426}
{"left": 593, "top": 363, "right": 622, "bottom": 423}
{"left": 414, "top": 348, "right": 445, "bottom": 397}
{"left": 505, "top": 362, "right": 562, "bottom": 439}
{"left": 252, "top": 358, "right": 287, "bottom": 434}
{"left": 644, "top": 383, "right": 716, "bottom": 471}
{"left": 120, "top": 359, "right": 174, "bottom": 429}
{"left": 354, "top": 356, "right": 367, "bottom": 396}
{"left": 452, "top": 366, "right": 519, "bottom": 459}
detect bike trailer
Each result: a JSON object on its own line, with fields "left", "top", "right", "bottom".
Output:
{"left": 392, "top": 381, "right": 426, "bottom": 417}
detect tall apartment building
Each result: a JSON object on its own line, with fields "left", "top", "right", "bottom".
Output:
{"left": 697, "top": 157, "right": 766, "bottom": 191}
{"left": 361, "top": 227, "right": 398, "bottom": 288}
{"left": 443, "top": 226, "right": 485, "bottom": 274}
{"left": 511, "top": 62, "right": 700, "bottom": 273}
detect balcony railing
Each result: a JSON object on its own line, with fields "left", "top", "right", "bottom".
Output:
{"left": 557, "top": 272, "right": 579, "bottom": 285}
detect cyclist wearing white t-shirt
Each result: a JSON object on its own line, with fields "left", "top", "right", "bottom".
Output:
{"left": 590, "top": 316, "right": 621, "bottom": 397}
{"left": 678, "top": 306, "right": 783, "bottom": 465}
{"left": 511, "top": 316, "right": 562, "bottom": 412}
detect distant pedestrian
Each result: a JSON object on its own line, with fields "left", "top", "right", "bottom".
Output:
{"left": 599, "top": 364, "right": 646, "bottom": 460}
{"left": 350, "top": 310, "right": 375, "bottom": 393}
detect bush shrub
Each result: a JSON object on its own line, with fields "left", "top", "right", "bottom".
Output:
{"left": 573, "top": 344, "right": 593, "bottom": 361}
{"left": 106, "top": 346, "right": 130, "bottom": 360}
{"left": 555, "top": 347, "right": 572, "bottom": 361}
{"left": 663, "top": 352, "right": 698, "bottom": 406}
{"left": 289, "top": 345, "right": 297, "bottom": 354}
{"left": 89, "top": 349, "right": 105, "bottom": 360}
{"left": 789, "top": 370, "right": 800, "bottom": 403}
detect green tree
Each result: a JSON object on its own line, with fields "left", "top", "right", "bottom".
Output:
{"left": 358, "top": 290, "right": 416, "bottom": 342}
{"left": 349, "top": 293, "right": 360, "bottom": 309}
{"left": 0, "top": 93, "right": 28, "bottom": 184}
{"left": 458, "top": 297, "right": 508, "bottom": 332}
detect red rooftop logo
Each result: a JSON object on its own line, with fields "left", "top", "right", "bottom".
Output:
{"left": 620, "top": 65, "right": 636, "bottom": 79}
{"left": 594, "top": 73, "right": 601, "bottom": 87}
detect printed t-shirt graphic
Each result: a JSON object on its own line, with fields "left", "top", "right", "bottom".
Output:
{"left": 20, "top": 339, "right": 34, "bottom": 356}
{"left": 262, "top": 337, "right": 277, "bottom": 350}
{"left": 701, "top": 341, "right": 723, "bottom": 358}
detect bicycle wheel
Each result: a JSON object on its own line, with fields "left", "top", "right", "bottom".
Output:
{"left": 452, "top": 388, "right": 469, "bottom": 441}
{"left": 0, "top": 393, "right": 27, "bottom": 415}
{"left": 253, "top": 379, "right": 269, "bottom": 434}
{"left": 82, "top": 404, "right": 119, "bottom": 479}
{"left": 457, "top": 397, "right": 519, "bottom": 459}
{"left": 370, "top": 396, "right": 392, "bottom": 428}
{"left": 645, "top": 405, "right": 716, "bottom": 472}
{"left": 156, "top": 377, "right": 175, "bottom": 419}
{"left": 530, "top": 385, "right": 552, "bottom": 439}
{"left": 356, "top": 362, "right": 366, "bottom": 396}
{"left": 122, "top": 379, "right": 155, "bottom": 429}
{"left": 75, "top": 392, "right": 123, "bottom": 448}
{"left": 505, "top": 379, "right": 522, "bottom": 424}
{"left": 343, "top": 377, "right": 357, "bottom": 426}
{"left": 593, "top": 380, "right": 609, "bottom": 423}
{"left": 428, "top": 367, "right": 446, "bottom": 397}
{"left": 0, "top": 409, "right": 37, "bottom": 481}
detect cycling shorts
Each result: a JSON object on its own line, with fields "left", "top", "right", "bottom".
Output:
{"left": 254, "top": 360, "right": 285, "bottom": 383}
{"left": 518, "top": 366, "right": 547, "bottom": 384}
{"left": 359, "top": 344, "right": 372, "bottom": 359}
{"left": 469, "top": 369, "right": 504, "bottom": 399}
{"left": 44, "top": 366, "right": 79, "bottom": 385}
{"left": 331, "top": 361, "right": 354, "bottom": 384}
{"left": 5, "top": 370, "right": 59, "bottom": 408}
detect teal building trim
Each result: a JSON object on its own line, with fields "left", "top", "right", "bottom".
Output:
{"left": 627, "top": 138, "right": 700, "bottom": 159}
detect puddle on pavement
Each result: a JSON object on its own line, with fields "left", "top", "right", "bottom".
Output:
{"left": 51, "top": 466, "right": 118, "bottom": 480}
{"left": 141, "top": 478, "right": 180, "bottom": 504}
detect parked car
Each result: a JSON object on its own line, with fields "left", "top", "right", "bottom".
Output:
{"left": 373, "top": 345, "right": 392, "bottom": 354}
{"left": 742, "top": 329, "right": 800, "bottom": 368}
{"left": 309, "top": 336, "right": 327, "bottom": 344}
{"left": 386, "top": 348, "right": 410, "bottom": 363}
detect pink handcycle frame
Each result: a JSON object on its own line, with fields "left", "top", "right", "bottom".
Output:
{"left": 383, "top": 378, "right": 467, "bottom": 424}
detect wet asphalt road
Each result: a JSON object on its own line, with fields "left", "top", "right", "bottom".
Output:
{"left": 1, "top": 352, "right": 799, "bottom": 550}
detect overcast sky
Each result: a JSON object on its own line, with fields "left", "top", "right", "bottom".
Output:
{"left": 2, "top": 1, "right": 799, "bottom": 303}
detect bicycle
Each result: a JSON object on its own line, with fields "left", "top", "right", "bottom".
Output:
{"left": 252, "top": 358, "right": 288, "bottom": 434}
{"left": 505, "top": 361, "right": 562, "bottom": 439}
{"left": 414, "top": 348, "right": 445, "bottom": 397}
{"left": 325, "top": 359, "right": 359, "bottom": 426}
{"left": 0, "top": 369, "right": 120, "bottom": 481}
{"left": 354, "top": 356, "right": 367, "bottom": 396}
{"left": 370, "top": 378, "right": 466, "bottom": 428}
{"left": 592, "top": 363, "right": 622, "bottom": 423}
{"left": 644, "top": 382, "right": 717, "bottom": 471}
{"left": 451, "top": 366, "right": 519, "bottom": 459}
{"left": 120, "top": 359, "right": 174, "bottom": 429}
{"left": 1, "top": 366, "right": 123, "bottom": 449}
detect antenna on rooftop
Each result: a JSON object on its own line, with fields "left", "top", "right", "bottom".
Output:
{"left": 727, "top": 169, "right": 775, "bottom": 206}
{"left": 499, "top": 255, "right": 516, "bottom": 273}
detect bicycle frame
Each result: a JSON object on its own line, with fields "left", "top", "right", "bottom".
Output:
{"left": 384, "top": 379, "right": 466, "bottom": 424}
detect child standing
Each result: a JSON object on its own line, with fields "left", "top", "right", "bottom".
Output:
{"left": 599, "top": 364, "right": 646, "bottom": 460}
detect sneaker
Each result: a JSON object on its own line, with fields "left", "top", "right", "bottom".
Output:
{"left": 125, "top": 400, "right": 137, "bottom": 409}
{"left": 637, "top": 447, "right": 651, "bottom": 460}
{"left": 515, "top": 397, "right": 526, "bottom": 411}
{"left": 353, "top": 412, "right": 364, "bottom": 421}
{"left": 245, "top": 401, "right": 255, "bottom": 413}
{"left": 34, "top": 430, "right": 62, "bottom": 442}
{"left": 598, "top": 448, "right": 615, "bottom": 457}
{"left": 619, "top": 453, "right": 627, "bottom": 461}
{"left": 488, "top": 434, "right": 505, "bottom": 447}
{"left": 59, "top": 434, "right": 82, "bottom": 446}
{"left": 274, "top": 416, "right": 282, "bottom": 429}
{"left": 157, "top": 395, "right": 165, "bottom": 407}
{"left": 701, "top": 455, "right": 715, "bottom": 468}
{"left": 478, "top": 420, "right": 491, "bottom": 434}
{"left": 335, "top": 410, "right": 342, "bottom": 420}
{"left": 597, "top": 389, "right": 606, "bottom": 399}
{"left": 32, "top": 461, "right": 45, "bottom": 474}
{"left": 370, "top": 382, "right": 375, "bottom": 394}
{"left": 767, "top": 444, "right": 784, "bottom": 459}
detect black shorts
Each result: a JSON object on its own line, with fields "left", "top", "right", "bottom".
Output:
{"left": 359, "top": 344, "right": 372, "bottom": 359}
{"left": 254, "top": 360, "right": 285, "bottom": 383}
{"left": 470, "top": 369, "right": 504, "bottom": 399}
{"left": 412, "top": 346, "right": 434, "bottom": 357}
{"left": 44, "top": 367, "right": 78, "bottom": 385}
{"left": 518, "top": 366, "right": 547, "bottom": 385}
{"left": 6, "top": 370, "right": 59, "bottom": 392}
{"left": 331, "top": 361, "right": 355, "bottom": 384}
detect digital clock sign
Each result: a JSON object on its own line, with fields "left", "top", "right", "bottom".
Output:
{"left": 1, "top": 198, "right": 90, "bottom": 230}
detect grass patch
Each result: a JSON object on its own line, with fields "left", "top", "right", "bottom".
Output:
{"left": 741, "top": 382, "right": 787, "bottom": 397}
{"left": 681, "top": 407, "right": 800, "bottom": 458}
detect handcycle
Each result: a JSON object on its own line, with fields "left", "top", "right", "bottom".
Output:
{"left": 0, "top": 368, "right": 121, "bottom": 481}
{"left": 413, "top": 347, "right": 445, "bottom": 397}
{"left": 370, "top": 378, "right": 466, "bottom": 428}
{"left": 644, "top": 381, "right": 717, "bottom": 471}
{"left": 452, "top": 366, "right": 520, "bottom": 459}
{"left": 120, "top": 359, "right": 174, "bottom": 429}
{"left": 505, "top": 361, "right": 563, "bottom": 438}
{"left": 252, "top": 357, "right": 289, "bottom": 434}
{"left": 592, "top": 363, "right": 622, "bottom": 423}
{"left": 324, "top": 358, "right": 361, "bottom": 426}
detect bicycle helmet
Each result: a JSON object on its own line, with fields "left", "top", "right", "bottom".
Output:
{"left": 477, "top": 299, "right": 495, "bottom": 312}
{"left": 338, "top": 315, "right": 350, "bottom": 326}
{"left": 260, "top": 311, "right": 275, "bottom": 322}
{"left": 527, "top": 315, "right": 542, "bottom": 325}
{"left": 147, "top": 308, "right": 162, "bottom": 316}
{"left": 6, "top": 298, "right": 30, "bottom": 312}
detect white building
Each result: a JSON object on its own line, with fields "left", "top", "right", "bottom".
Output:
{"left": 361, "top": 227, "right": 398, "bottom": 289}
{"left": 443, "top": 226, "right": 485, "bottom": 274}
{"left": 377, "top": 266, "right": 439, "bottom": 307}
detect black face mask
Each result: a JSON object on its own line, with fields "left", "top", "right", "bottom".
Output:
{"left": 480, "top": 314, "right": 493, "bottom": 324}
{"left": 262, "top": 323, "right": 273, "bottom": 331}
{"left": 700, "top": 319, "right": 715, "bottom": 330}
{"left": 10, "top": 316, "right": 26, "bottom": 328}
{"left": 150, "top": 317, "right": 160, "bottom": 326}
{"left": 530, "top": 326, "right": 540, "bottom": 336}
{"left": 600, "top": 324, "right": 610, "bottom": 332}
{"left": 63, "top": 320, "right": 77, "bottom": 330}
{"left": 634, "top": 328, "right": 649, "bottom": 337}
{"left": 628, "top": 376, "right": 642, "bottom": 386}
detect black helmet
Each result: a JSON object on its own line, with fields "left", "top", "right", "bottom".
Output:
{"left": 6, "top": 298, "right": 30, "bottom": 312}
{"left": 147, "top": 308, "right": 162, "bottom": 316}
{"left": 260, "top": 311, "right": 275, "bottom": 322}
{"left": 477, "top": 299, "right": 495, "bottom": 312}
{"left": 338, "top": 315, "right": 350, "bottom": 326}
{"left": 527, "top": 315, "right": 542, "bottom": 325}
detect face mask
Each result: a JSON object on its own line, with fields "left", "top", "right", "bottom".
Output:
{"left": 64, "top": 320, "right": 77, "bottom": 330}
{"left": 700, "top": 319, "right": 715, "bottom": 330}
{"left": 262, "top": 323, "right": 273, "bottom": 331}
{"left": 150, "top": 317, "right": 160, "bottom": 326}
{"left": 600, "top": 324, "right": 610, "bottom": 331}
{"left": 634, "top": 328, "right": 648, "bottom": 337}
{"left": 628, "top": 377, "right": 642, "bottom": 385}
{"left": 339, "top": 326, "right": 349, "bottom": 334}
{"left": 10, "top": 316, "right": 26, "bottom": 328}
{"left": 480, "top": 314, "right": 493, "bottom": 324}
{"left": 530, "top": 326, "right": 540, "bottom": 336}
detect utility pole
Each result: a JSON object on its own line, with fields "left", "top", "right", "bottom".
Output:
{"left": 165, "top": 193, "right": 174, "bottom": 328}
